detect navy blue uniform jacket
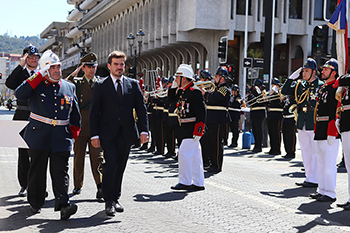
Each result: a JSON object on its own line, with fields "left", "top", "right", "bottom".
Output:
{"left": 15, "top": 79, "right": 81, "bottom": 152}
{"left": 89, "top": 75, "right": 148, "bottom": 142}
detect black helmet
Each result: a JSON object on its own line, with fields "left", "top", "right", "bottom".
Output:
{"left": 215, "top": 66, "right": 229, "bottom": 77}
{"left": 23, "top": 45, "right": 40, "bottom": 56}
{"left": 161, "top": 76, "right": 169, "bottom": 84}
{"left": 272, "top": 77, "right": 281, "bottom": 85}
{"left": 322, "top": 58, "right": 338, "bottom": 74}
{"left": 193, "top": 74, "right": 200, "bottom": 82}
{"left": 168, "top": 76, "right": 175, "bottom": 83}
{"left": 231, "top": 84, "right": 240, "bottom": 91}
{"left": 254, "top": 78, "right": 263, "bottom": 87}
{"left": 303, "top": 58, "right": 317, "bottom": 71}
{"left": 200, "top": 70, "right": 212, "bottom": 80}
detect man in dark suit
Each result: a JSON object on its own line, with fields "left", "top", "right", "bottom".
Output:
{"left": 5, "top": 45, "right": 40, "bottom": 197}
{"left": 90, "top": 50, "right": 149, "bottom": 217}
{"left": 66, "top": 53, "right": 104, "bottom": 199}
{"left": 15, "top": 50, "right": 81, "bottom": 220}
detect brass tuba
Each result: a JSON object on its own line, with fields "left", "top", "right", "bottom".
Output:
{"left": 194, "top": 81, "right": 216, "bottom": 92}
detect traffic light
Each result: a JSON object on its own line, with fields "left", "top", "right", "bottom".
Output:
{"left": 218, "top": 36, "right": 228, "bottom": 64}
{"left": 0, "top": 73, "right": 2, "bottom": 79}
{"left": 312, "top": 25, "right": 328, "bottom": 56}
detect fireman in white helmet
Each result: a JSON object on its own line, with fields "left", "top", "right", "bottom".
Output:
{"left": 168, "top": 64, "right": 207, "bottom": 191}
{"left": 15, "top": 50, "right": 81, "bottom": 220}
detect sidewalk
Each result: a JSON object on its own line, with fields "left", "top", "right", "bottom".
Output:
{"left": 0, "top": 106, "right": 349, "bottom": 232}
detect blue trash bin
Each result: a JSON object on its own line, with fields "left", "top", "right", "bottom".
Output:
{"left": 250, "top": 130, "right": 255, "bottom": 144}
{"left": 242, "top": 131, "right": 252, "bottom": 149}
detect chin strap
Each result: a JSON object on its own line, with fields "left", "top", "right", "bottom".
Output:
{"left": 47, "top": 72, "right": 59, "bottom": 83}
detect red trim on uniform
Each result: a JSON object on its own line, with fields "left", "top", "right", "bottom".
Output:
{"left": 327, "top": 119, "right": 339, "bottom": 137}
{"left": 314, "top": 123, "right": 317, "bottom": 134}
{"left": 333, "top": 77, "right": 340, "bottom": 88}
{"left": 183, "top": 81, "right": 194, "bottom": 90}
{"left": 193, "top": 121, "right": 205, "bottom": 137}
{"left": 70, "top": 125, "right": 81, "bottom": 140}
{"left": 27, "top": 72, "right": 45, "bottom": 89}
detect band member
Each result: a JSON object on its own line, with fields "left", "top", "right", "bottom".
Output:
{"left": 199, "top": 70, "right": 212, "bottom": 82}
{"left": 281, "top": 58, "right": 323, "bottom": 188}
{"left": 309, "top": 58, "right": 339, "bottom": 202}
{"left": 89, "top": 50, "right": 148, "bottom": 216}
{"left": 5, "top": 45, "right": 40, "bottom": 197}
{"left": 228, "top": 84, "right": 243, "bottom": 147}
{"left": 281, "top": 96, "right": 297, "bottom": 159}
{"left": 265, "top": 78, "right": 284, "bottom": 155}
{"left": 201, "top": 66, "right": 231, "bottom": 173}
{"left": 247, "top": 79, "right": 266, "bottom": 153}
{"left": 66, "top": 53, "right": 104, "bottom": 199}
{"left": 168, "top": 64, "right": 206, "bottom": 191}
{"left": 15, "top": 50, "right": 81, "bottom": 220}
{"left": 334, "top": 67, "right": 350, "bottom": 209}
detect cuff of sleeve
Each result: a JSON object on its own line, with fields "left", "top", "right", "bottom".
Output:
{"left": 327, "top": 119, "right": 339, "bottom": 137}
{"left": 91, "top": 135, "right": 99, "bottom": 140}
{"left": 141, "top": 132, "right": 149, "bottom": 136}
{"left": 27, "top": 72, "right": 45, "bottom": 89}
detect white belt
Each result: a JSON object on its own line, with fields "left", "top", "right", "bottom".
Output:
{"left": 154, "top": 106, "right": 164, "bottom": 111}
{"left": 168, "top": 113, "right": 178, "bottom": 117}
{"left": 251, "top": 107, "right": 265, "bottom": 111}
{"left": 179, "top": 117, "right": 196, "bottom": 123}
{"left": 316, "top": 116, "right": 329, "bottom": 122}
{"left": 283, "top": 115, "right": 294, "bottom": 118}
{"left": 268, "top": 108, "right": 283, "bottom": 112}
{"left": 163, "top": 109, "right": 169, "bottom": 113}
{"left": 207, "top": 106, "right": 227, "bottom": 111}
{"left": 30, "top": 112, "right": 69, "bottom": 126}
{"left": 228, "top": 107, "right": 241, "bottom": 112}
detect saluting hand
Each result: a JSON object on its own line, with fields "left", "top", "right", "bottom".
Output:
{"left": 20, "top": 53, "right": 28, "bottom": 67}
{"left": 71, "top": 64, "right": 84, "bottom": 77}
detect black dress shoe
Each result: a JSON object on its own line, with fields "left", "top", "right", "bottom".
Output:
{"left": 252, "top": 148, "right": 262, "bottom": 153}
{"left": 30, "top": 206, "right": 41, "bottom": 214}
{"left": 282, "top": 154, "right": 295, "bottom": 159}
{"left": 317, "top": 195, "right": 336, "bottom": 202}
{"left": 139, "top": 144, "right": 148, "bottom": 150}
{"left": 206, "top": 167, "right": 221, "bottom": 173}
{"left": 189, "top": 184, "right": 205, "bottom": 191}
{"left": 268, "top": 151, "right": 281, "bottom": 156}
{"left": 61, "top": 204, "right": 78, "bottom": 220}
{"left": 228, "top": 143, "right": 237, "bottom": 148}
{"left": 18, "top": 187, "right": 27, "bottom": 197}
{"left": 73, "top": 188, "right": 81, "bottom": 195}
{"left": 105, "top": 202, "right": 116, "bottom": 216}
{"left": 114, "top": 201, "right": 124, "bottom": 212}
{"left": 295, "top": 181, "right": 318, "bottom": 188}
{"left": 337, "top": 202, "right": 350, "bottom": 207}
{"left": 96, "top": 188, "right": 103, "bottom": 199}
{"left": 343, "top": 203, "right": 350, "bottom": 210}
{"left": 164, "top": 152, "right": 175, "bottom": 158}
{"left": 153, "top": 151, "right": 163, "bottom": 156}
{"left": 309, "top": 192, "right": 322, "bottom": 199}
{"left": 337, "top": 161, "right": 346, "bottom": 168}
{"left": 171, "top": 183, "right": 192, "bottom": 190}
{"left": 147, "top": 147, "right": 155, "bottom": 153}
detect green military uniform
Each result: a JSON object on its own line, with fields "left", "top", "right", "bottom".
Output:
{"left": 66, "top": 53, "right": 103, "bottom": 195}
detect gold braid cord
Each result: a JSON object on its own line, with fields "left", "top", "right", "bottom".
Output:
{"left": 218, "top": 87, "right": 228, "bottom": 96}
{"left": 294, "top": 81, "right": 309, "bottom": 104}
{"left": 313, "top": 101, "right": 319, "bottom": 123}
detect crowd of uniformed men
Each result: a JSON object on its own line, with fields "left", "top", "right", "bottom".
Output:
{"left": 6, "top": 44, "right": 350, "bottom": 220}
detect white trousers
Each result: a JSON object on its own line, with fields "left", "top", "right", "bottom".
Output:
{"left": 178, "top": 138, "right": 204, "bottom": 187}
{"left": 298, "top": 127, "right": 318, "bottom": 184}
{"left": 316, "top": 139, "right": 339, "bottom": 199}
{"left": 341, "top": 131, "right": 350, "bottom": 202}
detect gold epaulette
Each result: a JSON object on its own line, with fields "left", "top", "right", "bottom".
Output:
{"left": 218, "top": 86, "right": 228, "bottom": 96}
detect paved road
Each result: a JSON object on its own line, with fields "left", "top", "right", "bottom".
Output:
{"left": 0, "top": 106, "right": 349, "bottom": 232}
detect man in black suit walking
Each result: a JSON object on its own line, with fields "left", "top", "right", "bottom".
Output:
{"left": 90, "top": 50, "right": 149, "bottom": 216}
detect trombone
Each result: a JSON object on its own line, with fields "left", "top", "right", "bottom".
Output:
{"left": 245, "top": 89, "right": 267, "bottom": 105}
{"left": 256, "top": 90, "right": 285, "bottom": 103}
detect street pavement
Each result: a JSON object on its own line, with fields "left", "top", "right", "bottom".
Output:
{"left": 1, "top": 105, "right": 350, "bottom": 233}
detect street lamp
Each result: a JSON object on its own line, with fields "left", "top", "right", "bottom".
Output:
{"left": 127, "top": 29, "right": 145, "bottom": 78}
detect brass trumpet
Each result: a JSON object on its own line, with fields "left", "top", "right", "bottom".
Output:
{"left": 145, "top": 89, "right": 168, "bottom": 98}
{"left": 194, "top": 81, "right": 216, "bottom": 93}
{"left": 257, "top": 90, "right": 284, "bottom": 103}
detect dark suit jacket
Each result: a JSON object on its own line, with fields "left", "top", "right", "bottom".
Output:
{"left": 89, "top": 75, "right": 148, "bottom": 143}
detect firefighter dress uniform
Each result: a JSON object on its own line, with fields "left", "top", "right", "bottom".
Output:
{"left": 15, "top": 50, "right": 81, "bottom": 219}
{"left": 281, "top": 58, "right": 323, "bottom": 187}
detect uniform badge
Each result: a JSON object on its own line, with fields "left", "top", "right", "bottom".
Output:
{"left": 346, "top": 95, "right": 349, "bottom": 100}
{"left": 28, "top": 74, "right": 37, "bottom": 81}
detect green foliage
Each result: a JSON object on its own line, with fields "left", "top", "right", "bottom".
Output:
{"left": 0, "top": 34, "right": 47, "bottom": 54}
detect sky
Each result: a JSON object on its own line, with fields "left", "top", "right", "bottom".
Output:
{"left": 0, "top": 0, "right": 75, "bottom": 37}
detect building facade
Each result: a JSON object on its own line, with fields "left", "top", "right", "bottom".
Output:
{"left": 38, "top": 0, "right": 345, "bottom": 91}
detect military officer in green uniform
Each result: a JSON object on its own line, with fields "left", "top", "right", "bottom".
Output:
{"left": 281, "top": 58, "right": 323, "bottom": 188}
{"left": 66, "top": 53, "right": 104, "bottom": 199}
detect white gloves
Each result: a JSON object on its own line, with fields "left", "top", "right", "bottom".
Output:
{"left": 335, "top": 118, "right": 340, "bottom": 134}
{"left": 171, "top": 80, "right": 178, "bottom": 89}
{"left": 327, "top": 136, "right": 336, "bottom": 146}
{"left": 193, "top": 136, "right": 201, "bottom": 142}
{"left": 288, "top": 67, "right": 302, "bottom": 80}
{"left": 39, "top": 64, "right": 51, "bottom": 77}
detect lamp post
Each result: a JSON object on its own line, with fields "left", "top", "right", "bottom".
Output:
{"left": 127, "top": 29, "right": 145, "bottom": 78}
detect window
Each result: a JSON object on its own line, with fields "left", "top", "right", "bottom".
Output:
{"left": 289, "top": 0, "right": 302, "bottom": 19}
{"left": 237, "top": 0, "right": 252, "bottom": 15}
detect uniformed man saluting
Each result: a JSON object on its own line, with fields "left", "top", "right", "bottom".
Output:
{"left": 66, "top": 53, "right": 104, "bottom": 199}
{"left": 15, "top": 50, "right": 81, "bottom": 220}
{"left": 281, "top": 58, "right": 323, "bottom": 188}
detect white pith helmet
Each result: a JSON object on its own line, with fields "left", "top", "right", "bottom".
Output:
{"left": 39, "top": 50, "right": 61, "bottom": 69}
{"left": 175, "top": 64, "right": 194, "bottom": 80}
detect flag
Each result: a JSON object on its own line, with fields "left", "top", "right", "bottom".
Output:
{"left": 328, "top": 0, "right": 348, "bottom": 76}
